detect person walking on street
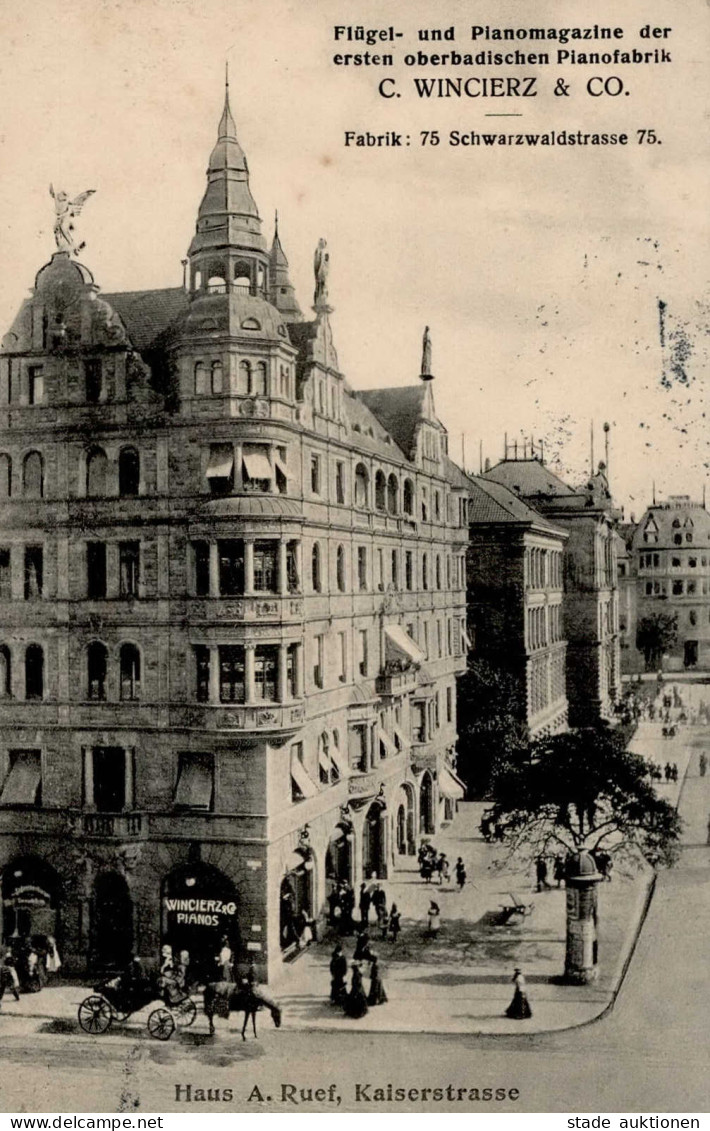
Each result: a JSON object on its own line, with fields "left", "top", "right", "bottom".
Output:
{"left": 358, "top": 882, "right": 371, "bottom": 927}
{"left": 427, "top": 900, "right": 441, "bottom": 938}
{"left": 0, "top": 953, "right": 20, "bottom": 1008}
{"left": 372, "top": 883, "right": 387, "bottom": 927}
{"left": 505, "top": 967, "right": 532, "bottom": 1020}
{"left": 699, "top": 752, "right": 707, "bottom": 777}
{"left": 343, "top": 963, "right": 369, "bottom": 1018}
{"left": 367, "top": 953, "right": 388, "bottom": 1006}
{"left": 353, "top": 930, "right": 372, "bottom": 963}
{"left": 455, "top": 857, "right": 467, "bottom": 891}
{"left": 535, "top": 855, "right": 551, "bottom": 892}
{"left": 553, "top": 855, "right": 566, "bottom": 888}
{"left": 388, "top": 904, "right": 401, "bottom": 943}
{"left": 329, "top": 943, "right": 348, "bottom": 1006}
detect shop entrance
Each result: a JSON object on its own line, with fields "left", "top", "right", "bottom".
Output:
{"left": 161, "top": 863, "right": 239, "bottom": 984}
{"left": 363, "top": 801, "right": 386, "bottom": 879}
{"left": 279, "top": 865, "right": 313, "bottom": 951}
{"left": 419, "top": 771, "right": 435, "bottom": 835}
{"left": 2, "top": 856, "right": 60, "bottom": 952}
{"left": 91, "top": 871, "right": 134, "bottom": 971}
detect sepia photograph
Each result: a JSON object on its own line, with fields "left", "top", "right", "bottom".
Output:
{"left": 0, "top": 0, "right": 707, "bottom": 1117}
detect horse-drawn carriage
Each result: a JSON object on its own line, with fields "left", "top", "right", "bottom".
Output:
{"left": 78, "top": 973, "right": 197, "bottom": 1041}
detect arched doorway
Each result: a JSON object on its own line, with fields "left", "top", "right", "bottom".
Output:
{"left": 2, "top": 856, "right": 60, "bottom": 951}
{"left": 161, "top": 862, "right": 239, "bottom": 984}
{"left": 325, "top": 827, "right": 352, "bottom": 887}
{"left": 396, "top": 805, "right": 407, "bottom": 855}
{"left": 393, "top": 784, "right": 416, "bottom": 857}
{"left": 279, "top": 862, "right": 314, "bottom": 952}
{"left": 363, "top": 801, "right": 387, "bottom": 879}
{"left": 91, "top": 871, "right": 133, "bottom": 972}
{"left": 419, "top": 771, "right": 435, "bottom": 835}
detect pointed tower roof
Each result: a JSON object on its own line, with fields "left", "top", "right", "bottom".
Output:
{"left": 269, "top": 212, "right": 303, "bottom": 322}
{"left": 188, "top": 76, "right": 266, "bottom": 258}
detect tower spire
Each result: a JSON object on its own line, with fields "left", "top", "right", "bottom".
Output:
{"left": 218, "top": 62, "right": 237, "bottom": 141}
{"left": 269, "top": 211, "right": 303, "bottom": 321}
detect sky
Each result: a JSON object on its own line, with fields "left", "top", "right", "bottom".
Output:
{"left": 0, "top": 0, "right": 707, "bottom": 518}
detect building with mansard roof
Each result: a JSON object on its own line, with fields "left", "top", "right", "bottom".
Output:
{"left": 0, "top": 84, "right": 469, "bottom": 980}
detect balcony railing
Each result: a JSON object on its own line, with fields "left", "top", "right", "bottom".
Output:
{"left": 170, "top": 700, "right": 305, "bottom": 733}
{"left": 82, "top": 812, "right": 145, "bottom": 838}
{"left": 375, "top": 668, "right": 419, "bottom": 697}
{"left": 188, "top": 595, "right": 303, "bottom": 622}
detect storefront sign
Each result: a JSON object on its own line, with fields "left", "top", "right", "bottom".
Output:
{"left": 163, "top": 897, "right": 237, "bottom": 927}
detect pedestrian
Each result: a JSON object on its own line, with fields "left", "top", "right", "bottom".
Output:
{"left": 175, "top": 949, "right": 192, "bottom": 991}
{"left": 505, "top": 967, "right": 532, "bottom": 1020}
{"left": 664, "top": 762, "right": 672, "bottom": 783}
{"left": 700, "top": 753, "right": 707, "bottom": 777}
{"left": 455, "top": 857, "right": 467, "bottom": 891}
{"left": 353, "top": 930, "right": 372, "bottom": 963}
{"left": 329, "top": 943, "right": 348, "bottom": 1006}
{"left": 216, "top": 935, "right": 234, "bottom": 981}
{"left": 341, "top": 882, "right": 355, "bottom": 934}
{"left": 158, "top": 944, "right": 175, "bottom": 992}
{"left": 671, "top": 762, "right": 678, "bottom": 783}
{"left": 367, "top": 953, "right": 388, "bottom": 1006}
{"left": 553, "top": 855, "right": 566, "bottom": 888}
{"left": 535, "top": 855, "right": 551, "bottom": 892}
{"left": 45, "top": 935, "right": 61, "bottom": 979}
{"left": 388, "top": 904, "right": 401, "bottom": 943}
{"left": 343, "top": 962, "right": 369, "bottom": 1018}
{"left": 427, "top": 900, "right": 441, "bottom": 938}
{"left": 372, "top": 883, "right": 387, "bottom": 926}
{"left": 0, "top": 953, "right": 20, "bottom": 1008}
{"left": 378, "top": 907, "right": 389, "bottom": 941}
{"left": 358, "top": 882, "right": 371, "bottom": 926}
{"left": 327, "top": 884, "right": 341, "bottom": 926}
{"left": 440, "top": 855, "right": 451, "bottom": 885}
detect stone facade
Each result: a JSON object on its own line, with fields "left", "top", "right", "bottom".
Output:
{"left": 0, "top": 88, "right": 468, "bottom": 982}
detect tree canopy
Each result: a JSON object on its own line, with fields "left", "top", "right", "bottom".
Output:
{"left": 487, "top": 725, "right": 682, "bottom": 869}
{"left": 456, "top": 659, "right": 529, "bottom": 798}
{"left": 636, "top": 611, "right": 678, "bottom": 670}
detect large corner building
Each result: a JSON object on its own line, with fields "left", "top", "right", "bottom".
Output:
{"left": 0, "top": 88, "right": 469, "bottom": 980}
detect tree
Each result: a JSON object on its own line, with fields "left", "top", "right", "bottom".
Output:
{"left": 636, "top": 611, "right": 678, "bottom": 670}
{"left": 455, "top": 659, "right": 529, "bottom": 799}
{"left": 487, "top": 726, "right": 682, "bottom": 870}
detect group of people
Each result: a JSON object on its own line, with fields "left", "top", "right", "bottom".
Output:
{"left": 534, "top": 854, "right": 566, "bottom": 891}
{"left": 329, "top": 939, "right": 387, "bottom": 1018}
{"left": 417, "top": 842, "right": 467, "bottom": 891}
{"left": 0, "top": 935, "right": 61, "bottom": 1005}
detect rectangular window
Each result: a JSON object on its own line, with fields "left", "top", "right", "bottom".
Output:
{"left": 24, "top": 545, "right": 44, "bottom": 599}
{"left": 405, "top": 550, "right": 413, "bottom": 590}
{"left": 85, "top": 359, "right": 103, "bottom": 404}
{"left": 91, "top": 747, "right": 128, "bottom": 812}
{"left": 338, "top": 631, "right": 347, "bottom": 683}
{"left": 423, "top": 621, "right": 429, "bottom": 658}
{"left": 286, "top": 540, "right": 299, "bottom": 593}
{"left": 174, "top": 752, "right": 214, "bottom": 810}
{"left": 377, "top": 548, "right": 384, "bottom": 591}
{"left": 207, "top": 443, "right": 235, "bottom": 495}
{"left": 434, "top": 490, "right": 441, "bottom": 520}
{"left": 310, "top": 453, "right": 321, "bottom": 495}
{"left": 218, "top": 540, "right": 244, "bottom": 595}
{"left": 0, "top": 549, "right": 10, "bottom": 600}
{"left": 193, "top": 540, "right": 210, "bottom": 597}
{"left": 0, "top": 749, "right": 41, "bottom": 806}
{"left": 219, "top": 645, "right": 245, "bottom": 702}
{"left": 421, "top": 488, "right": 428, "bottom": 522}
{"left": 313, "top": 634, "right": 324, "bottom": 689}
{"left": 413, "top": 703, "right": 426, "bottom": 743}
{"left": 335, "top": 461, "right": 345, "bottom": 504}
{"left": 672, "top": 580, "right": 684, "bottom": 596}
{"left": 446, "top": 686, "right": 453, "bottom": 723}
{"left": 194, "top": 645, "right": 210, "bottom": 702}
{"left": 286, "top": 643, "right": 298, "bottom": 698}
{"left": 357, "top": 546, "right": 367, "bottom": 591}
{"left": 86, "top": 541, "right": 106, "bottom": 599}
{"left": 241, "top": 445, "right": 272, "bottom": 492}
{"left": 391, "top": 549, "right": 399, "bottom": 589}
{"left": 437, "top": 620, "right": 443, "bottom": 658}
{"left": 358, "top": 629, "right": 368, "bottom": 677}
{"left": 253, "top": 541, "right": 278, "bottom": 593}
{"left": 28, "top": 366, "right": 44, "bottom": 406}
{"left": 119, "top": 541, "right": 140, "bottom": 598}
{"left": 254, "top": 645, "right": 278, "bottom": 701}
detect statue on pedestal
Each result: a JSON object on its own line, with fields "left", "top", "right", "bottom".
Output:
{"left": 50, "top": 184, "right": 96, "bottom": 256}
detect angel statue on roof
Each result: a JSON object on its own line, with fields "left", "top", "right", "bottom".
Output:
{"left": 49, "top": 184, "right": 96, "bottom": 256}
{"left": 313, "top": 237, "right": 330, "bottom": 309}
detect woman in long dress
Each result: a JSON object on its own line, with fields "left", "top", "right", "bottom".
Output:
{"left": 367, "top": 954, "right": 387, "bottom": 1006}
{"left": 329, "top": 944, "right": 348, "bottom": 1006}
{"left": 505, "top": 967, "right": 533, "bottom": 1019}
{"left": 427, "top": 901, "right": 441, "bottom": 937}
{"left": 343, "top": 962, "right": 369, "bottom": 1018}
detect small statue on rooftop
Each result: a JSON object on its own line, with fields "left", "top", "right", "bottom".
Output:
{"left": 50, "top": 184, "right": 96, "bottom": 256}
{"left": 421, "top": 325, "right": 433, "bottom": 378}
{"left": 313, "top": 237, "right": 330, "bottom": 309}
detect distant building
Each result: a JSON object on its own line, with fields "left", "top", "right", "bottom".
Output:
{"left": 465, "top": 476, "right": 568, "bottom": 738}
{"left": 624, "top": 496, "right": 710, "bottom": 672}
{"left": 484, "top": 454, "right": 620, "bottom": 726}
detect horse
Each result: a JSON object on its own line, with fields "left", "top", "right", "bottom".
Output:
{"left": 203, "top": 980, "right": 282, "bottom": 1040}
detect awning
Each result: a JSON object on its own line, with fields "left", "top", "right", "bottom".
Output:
{"left": 329, "top": 826, "right": 346, "bottom": 845}
{"left": 206, "top": 444, "right": 234, "bottom": 478}
{"left": 274, "top": 456, "right": 295, "bottom": 482}
{"left": 438, "top": 765, "right": 465, "bottom": 801}
{"left": 0, "top": 751, "right": 41, "bottom": 805}
{"left": 462, "top": 627, "right": 472, "bottom": 649}
{"left": 330, "top": 744, "right": 350, "bottom": 778}
{"left": 290, "top": 756, "right": 317, "bottom": 799}
{"left": 392, "top": 724, "right": 409, "bottom": 752}
{"left": 378, "top": 729, "right": 398, "bottom": 759}
{"left": 384, "top": 624, "right": 426, "bottom": 667}
{"left": 242, "top": 447, "right": 273, "bottom": 480}
{"left": 318, "top": 744, "right": 332, "bottom": 778}
{"left": 174, "top": 755, "right": 213, "bottom": 809}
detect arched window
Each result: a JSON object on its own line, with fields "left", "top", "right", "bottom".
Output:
{"left": 0, "top": 644, "right": 11, "bottom": 698}
{"left": 312, "top": 543, "right": 322, "bottom": 593}
{"left": 86, "top": 447, "right": 107, "bottom": 497}
{"left": 387, "top": 473, "right": 398, "bottom": 514}
{"left": 87, "top": 641, "right": 108, "bottom": 701}
{"left": 23, "top": 452, "right": 44, "bottom": 499}
{"left": 0, "top": 454, "right": 11, "bottom": 499}
{"left": 238, "top": 361, "right": 252, "bottom": 395}
{"left": 194, "top": 362, "right": 209, "bottom": 395}
{"left": 211, "top": 361, "right": 223, "bottom": 394}
{"left": 403, "top": 478, "right": 414, "bottom": 515}
{"left": 256, "top": 265, "right": 266, "bottom": 293}
{"left": 25, "top": 644, "right": 43, "bottom": 700}
{"left": 253, "top": 362, "right": 267, "bottom": 397}
{"left": 119, "top": 643, "right": 141, "bottom": 701}
{"left": 374, "top": 470, "right": 387, "bottom": 511}
{"left": 118, "top": 447, "right": 139, "bottom": 497}
{"left": 234, "top": 262, "right": 251, "bottom": 290}
{"left": 354, "top": 463, "right": 369, "bottom": 509}
{"left": 336, "top": 544, "right": 346, "bottom": 592}
{"left": 207, "top": 275, "right": 227, "bottom": 294}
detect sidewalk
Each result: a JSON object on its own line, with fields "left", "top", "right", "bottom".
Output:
{"left": 0, "top": 719, "right": 700, "bottom": 1041}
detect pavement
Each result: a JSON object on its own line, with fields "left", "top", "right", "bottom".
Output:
{"left": 0, "top": 703, "right": 697, "bottom": 1043}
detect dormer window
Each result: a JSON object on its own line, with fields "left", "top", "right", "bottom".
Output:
{"left": 28, "top": 366, "right": 44, "bottom": 406}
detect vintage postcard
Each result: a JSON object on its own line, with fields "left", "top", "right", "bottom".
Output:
{"left": 0, "top": 0, "right": 707, "bottom": 1118}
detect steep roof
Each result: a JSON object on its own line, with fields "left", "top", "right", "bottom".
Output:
{"left": 359, "top": 385, "right": 428, "bottom": 459}
{"left": 631, "top": 499, "right": 710, "bottom": 550}
{"left": 484, "top": 457, "right": 575, "bottom": 498}
{"left": 102, "top": 287, "right": 189, "bottom": 351}
{"left": 468, "top": 475, "right": 565, "bottom": 534}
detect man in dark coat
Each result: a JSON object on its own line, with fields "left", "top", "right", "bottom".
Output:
{"left": 358, "top": 882, "right": 371, "bottom": 927}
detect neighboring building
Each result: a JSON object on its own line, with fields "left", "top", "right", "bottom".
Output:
{"left": 465, "top": 476, "right": 568, "bottom": 738}
{"left": 0, "top": 86, "right": 468, "bottom": 980}
{"left": 484, "top": 455, "right": 620, "bottom": 726}
{"left": 624, "top": 497, "right": 710, "bottom": 672}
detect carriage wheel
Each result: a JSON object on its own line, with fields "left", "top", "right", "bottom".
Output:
{"left": 78, "top": 995, "right": 113, "bottom": 1035}
{"left": 173, "top": 997, "right": 197, "bottom": 1027}
{"left": 147, "top": 1008, "right": 175, "bottom": 1041}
